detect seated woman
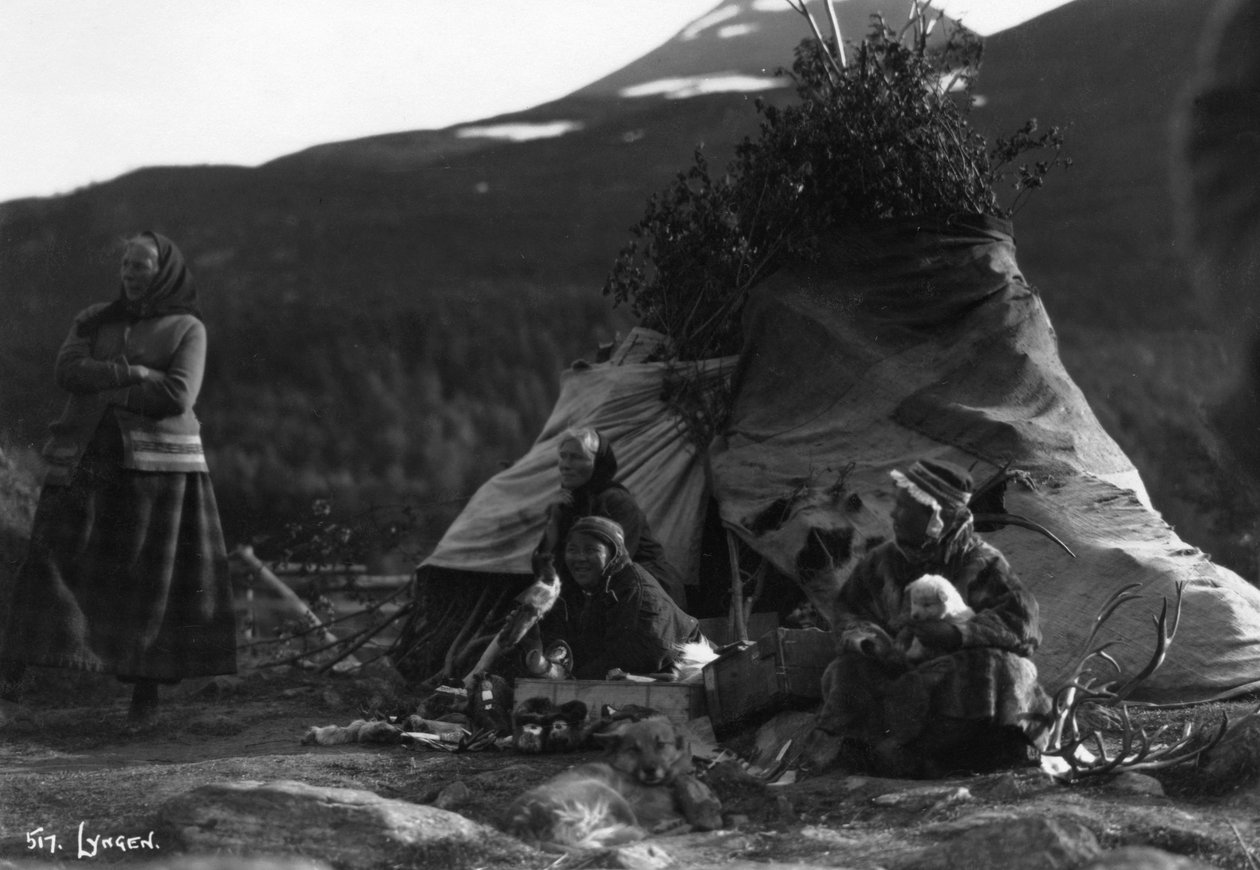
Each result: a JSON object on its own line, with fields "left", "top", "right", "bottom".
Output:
{"left": 816, "top": 458, "right": 1053, "bottom": 777}
{"left": 538, "top": 427, "right": 686, "bottom": 607}
{"left": 563, "top": 516, "right": 704, "bottom": 680}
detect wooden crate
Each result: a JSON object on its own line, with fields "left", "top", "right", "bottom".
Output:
{"left": 513, "top": 678, "right": 707, "bottom": 724}
{"left": 702, "top": 627, "right": 834, "bottom": 729}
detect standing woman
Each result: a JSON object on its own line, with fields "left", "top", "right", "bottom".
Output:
{"left": 0, "top": 232, "right": 236, "bottom": 723}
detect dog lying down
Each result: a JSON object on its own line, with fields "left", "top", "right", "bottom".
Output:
{"left": 902, "top": 573, "right": 975, "bottom": 663}
{"left": 501, "top": 716, "right": 723, "bottom": 851}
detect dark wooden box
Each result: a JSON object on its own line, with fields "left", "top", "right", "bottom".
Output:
{"left": 513, "top": 678, "right": 707, "bottom": 724}
{"left": 702, "top": 627, "right": 834, "bottom": 728}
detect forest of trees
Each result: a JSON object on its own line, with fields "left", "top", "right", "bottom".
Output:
{"left": 200, "top": 284, "right": 621, "bottom": 556}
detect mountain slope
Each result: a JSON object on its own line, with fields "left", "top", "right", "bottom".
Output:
{"left": 1, "top": 0, "right": 1250, "bottom": 573}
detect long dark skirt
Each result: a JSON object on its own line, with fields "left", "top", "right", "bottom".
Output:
{"left": 0, "top": 423, "right": 237, "bottom": 681}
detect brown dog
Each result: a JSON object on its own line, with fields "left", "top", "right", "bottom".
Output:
{"left": 501, "top": 716, "right": 722, "bottom": 850}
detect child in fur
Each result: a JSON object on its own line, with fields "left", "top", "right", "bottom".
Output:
{"left": 901, "top": 574, "right": 975, "bottom": 663}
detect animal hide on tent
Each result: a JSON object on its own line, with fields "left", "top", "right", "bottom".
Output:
{"left": 708, "top": 214, "right": 1260, "bottom": 704}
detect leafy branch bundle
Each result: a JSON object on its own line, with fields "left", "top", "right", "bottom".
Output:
{"left": 603, "top": 1, "right": 1071, "bottom": 362}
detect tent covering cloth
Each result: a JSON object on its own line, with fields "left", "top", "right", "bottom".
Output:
{"left": 423, "top": 342, "right": 736, "bottom": 586}
{"left": 708, "top": 214, "right": 1260, "bottom": 704}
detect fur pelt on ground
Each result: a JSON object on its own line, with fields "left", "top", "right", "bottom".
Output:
{"left": 511, "top": 697, "right": 588, "bottom": 753}
{"left": 300, "top": 718, "right": 402, "bottom": 746}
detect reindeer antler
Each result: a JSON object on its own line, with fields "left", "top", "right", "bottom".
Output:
{"left": 969, "top": 465, "right": 1076, "bottom": 558}
{"left": 1042, "top": 581, "right": 1243, "bottom": 777}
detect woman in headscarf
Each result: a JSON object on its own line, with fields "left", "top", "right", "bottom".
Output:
{"left": 563, "top": 516, "right": 703, "bottom": 679}
{"left": 0, "top": 232, "right": 236, "bottom": 723}
{"left": 538, "top": 427, "right": 686, "bottom": 607}
{"left": 815, "top": 458, "right": 1052, "bottom": 777}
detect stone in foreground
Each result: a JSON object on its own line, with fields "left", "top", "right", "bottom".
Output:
{"left": 157, "top": 779, "right": 533, "bottom": 870}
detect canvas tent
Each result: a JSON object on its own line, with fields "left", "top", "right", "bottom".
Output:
{"left": 403, "top": 214, "right": 1260, "bottom": 705}
{"left": 422, "top": 337, "right": 735, "bottom": 586}
{"left": 396, "top": 339, "right": 736, "bottom": 681}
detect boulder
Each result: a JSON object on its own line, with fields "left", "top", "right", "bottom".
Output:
{"left": 1080, "top": 846, "right": 1219, "bottom": 870}
{"left": 897, "top": 815, "right": 1101, "bottom": 870}
{"left": 132, "top": 859, "right": 332, "bottom": 870}
{"left": 156, "top": 779, "right": 533, "bottom": 869}
{"left": 1104, "top": 772, "right": 1166, "bottom": 797}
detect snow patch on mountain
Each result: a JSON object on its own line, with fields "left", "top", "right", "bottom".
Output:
{"left": 619, "top": 73, "right": 786, "bottom": 99}
{"left": 681, "top": 5, "right": 741, "bottom": 40}
{"left": 455, "top": 121, "right": 584, "bottom": 142}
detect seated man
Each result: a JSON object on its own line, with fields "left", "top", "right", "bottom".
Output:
{"left": 563, "top": 516, "right": 704, "bottom": 680}
{"left": 816, "top": 458, "right": 1052, "bottom": 777}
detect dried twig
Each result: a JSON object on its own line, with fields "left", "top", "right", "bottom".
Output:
{"left": 248, "top": 609, "right": 387, "bottom": 672}
{"left": 316, "top": 603, "right": 413, "bottom": 674}
{"left": 236, "top": 583, "right": 410, "bottom": 650}
{"left": 232, "top": 545, "right": 364, "bottom": 670}
{"left": 785, "top": 1, "right": 843, "bottom": 84}
{"left": 822, "top": 0, "right": 847, "bottom": 67}
{"left": 1230, "top": 820, "right": 1260, "bottom": 870}
{"left": 442, "top": 583, "right": 498, "bottom": 677}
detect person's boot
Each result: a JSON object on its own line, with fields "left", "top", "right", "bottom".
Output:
{"left": 128, "top": 679, "right": 159, "bottom": 726}
{"left": 0, "top": 661, "right": 24, "bottom": 703}
{"left": 0, "top": 662, "right": 28, "bottom": 727}
{"left": 873, "top": 736, "right": 923, "bottom": 778}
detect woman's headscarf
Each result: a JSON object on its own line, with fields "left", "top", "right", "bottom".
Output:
{"left": 77, "top": 231, "right": 200, "bottom": 337}
{"left": 567, "top": 515, "right": 631, "bottom": 592}
{"left": 562, "top": 427, "right": 620, "bottom": 507}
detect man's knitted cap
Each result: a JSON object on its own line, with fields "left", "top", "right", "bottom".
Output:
{"left": 901, "top": 459, "right": 972, "bottom": 511}
{"left": 890, "top": 459, "right": 973, "bottom": 539}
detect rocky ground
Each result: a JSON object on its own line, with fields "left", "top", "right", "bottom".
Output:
{"left": 1, "top": 664, "right": 1259, "bottom": 870}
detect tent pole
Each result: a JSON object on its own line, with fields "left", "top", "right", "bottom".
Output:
{"left": 441, "top": 582, "right": 495, "bottom": 678}
{"left": 746, "top": 560, "right": 767, "bottom": 627}
{"left": 726, "top": 529, "right": 748, "bottom": 643}
{"left": 232, "top": 545, "right": 362, "bottom": 669}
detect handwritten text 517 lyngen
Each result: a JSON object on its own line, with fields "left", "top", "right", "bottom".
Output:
{"left": 26, "top": 823, "right": 159, "bottom": 858}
